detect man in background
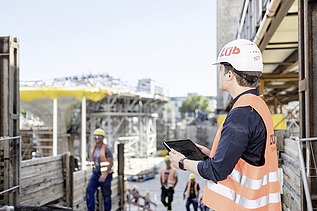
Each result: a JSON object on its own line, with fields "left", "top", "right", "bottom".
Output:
{"left": 160, "top": 156, "right": 178, "bottom": 211}
{"left": 183, "top": 173, "right": 200, "bottom": 211}
{"left": 86, "top": 128, "right": 113, "bottom": 211}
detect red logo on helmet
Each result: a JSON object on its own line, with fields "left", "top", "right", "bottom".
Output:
{"left": 220, "top": 46, "right": 240, "bottom": 57}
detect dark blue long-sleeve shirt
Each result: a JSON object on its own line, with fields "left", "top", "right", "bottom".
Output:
{"left": 197, "top": 89, "right": 266, "bottom": 183}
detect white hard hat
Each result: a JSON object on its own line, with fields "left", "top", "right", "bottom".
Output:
{"left": 214, "top": 39, "right": 263, "bottom": 72}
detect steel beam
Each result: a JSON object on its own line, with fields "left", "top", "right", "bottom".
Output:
{"left": 259, "top": 0, "right": 295, "bottom": 51}
{"left": 261, "top": 73, "right": 299, "bottom": 81}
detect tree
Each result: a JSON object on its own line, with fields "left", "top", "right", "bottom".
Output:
{"left": 179, "top": 95, "right": 212, "bottom": 117}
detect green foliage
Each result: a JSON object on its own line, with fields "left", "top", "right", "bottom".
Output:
{"left": 179, "top": 95, "right": 211, "bottom": 115}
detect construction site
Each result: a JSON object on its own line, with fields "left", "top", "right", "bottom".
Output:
{"left": 1, "top": 0, "right": 317, "bottom": 210}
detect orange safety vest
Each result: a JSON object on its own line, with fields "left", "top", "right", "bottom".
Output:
{"left": 161, "top": 167, "right": 176, "bottom": 187}
{"left": 202, "top": 94, "right": 281, "bottom": 211}
{"left": 185, "top": 181, "right": 198, "bottom": 197}
{"left": 90, "top": 143, "right": 112, "bottom": 174}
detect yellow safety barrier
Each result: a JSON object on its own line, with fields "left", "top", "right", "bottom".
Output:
{"left": 272, "top": 114, "right": 287, "bottom": 130}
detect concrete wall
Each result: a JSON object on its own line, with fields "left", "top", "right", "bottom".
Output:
{"left": 216, "top": 0, "right": 244, "bottom": 110}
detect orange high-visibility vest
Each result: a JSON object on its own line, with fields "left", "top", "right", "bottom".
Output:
{"left": 202, "top": 94, "right": 281, "bottom": 210}
{"left": 185, "top": 181, "right": 198, "bottom": 197}
{"left": 90, "top": 143, "right": 112, "bottom": 174}
{"left": 161, "top": 167, "right": 176, "bottom": 187}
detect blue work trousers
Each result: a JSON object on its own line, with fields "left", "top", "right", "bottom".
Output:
{"left": 86, "top": 171, "right": 112, "bottom": 211}
{"left": 186, "top": 197, "right": 198, "bottom": 211}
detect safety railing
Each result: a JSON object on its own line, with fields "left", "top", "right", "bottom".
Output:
{"left": 0, "top": 136, "right": 21, "bottom": 204}
{"left": 297, "top": 137, "right": 317, "bottom": 211}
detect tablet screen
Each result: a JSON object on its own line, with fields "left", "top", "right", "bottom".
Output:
{"left": 163, "top": 139, "right": 209, "bottom": 161}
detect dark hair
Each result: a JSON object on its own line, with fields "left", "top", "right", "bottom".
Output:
{"left": 221, "top": 62, "right": 262, "bottom": 88}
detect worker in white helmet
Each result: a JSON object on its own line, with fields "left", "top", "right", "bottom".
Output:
{"left": 169, "top": 39, "right": 281, "bottom": 210}
{"left": 86, "top": 128, "right": 113, "bottom": 211}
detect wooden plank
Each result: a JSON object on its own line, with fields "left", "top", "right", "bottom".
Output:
{"left": 21, "top": 154, "right": 62, "bottom": 167}
{"left": 282, "top": 181, "right": 301, "bottom": 211}
{"left": 21, "top": 171, "right": 64, "bottom": 191}
{"left": 282, "top": 159, "right": 300, "bottom": 178}
{"left": 282, "top": 166, "right": 301, "bottom": 194}
{"left": 20, "top": 183, "right": 64, "bottom": 206}
{"left": 21, "top": 160, "right": 63, "bottom": 178}
{"left": 281, "top": 152, "right": 300, "bottom": 169}
{"left": 283, "top": 145, "right": 298, "bottom": 159}
{"left": 63, "top": 152, "right": 73, "bottom": 207}
{"left": 284, "top": 138, "right": 299, "bottom": 152}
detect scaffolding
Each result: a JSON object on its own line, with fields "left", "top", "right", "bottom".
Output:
{"left": 88, "top": 93, "right": 167, "bottom": 158}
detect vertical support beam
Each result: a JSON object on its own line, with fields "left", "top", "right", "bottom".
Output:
{"left": 81, "top": 97, "right": 87, "bottom": 170}
{"left": 63, "top": 152, "right": 73, "bottom": 208}
{"left": 53, "top": 98, "right": 58, "bottom": 156}
{"left": 298, "top": 0, "right": 317, "bottom": 209}
{"left": 0, "top": 36, "right": 20, "bottom": 205}
{"left": 117, "top": 143, "right": 125, "bottom": 210}
{"left": 107, "top": 96, "right": 113, "bottom": 146}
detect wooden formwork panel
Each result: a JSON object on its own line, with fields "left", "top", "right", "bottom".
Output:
{"left": 283, "top": 181, "right": 301, "bottom": 211}
{"left": 0, "top": 36, "right": 19, "bottom": 136}
{"left": 73, "top": 169, "right": 92, "bottom": 210}
{"left": 0, "top": 36, "right": 20, "bottom": 205}
{"left": 281, "top": 138, "right": 302, "bottom": 210}
{"left": 20, "top": 155, "right": 65, "bottom": 206}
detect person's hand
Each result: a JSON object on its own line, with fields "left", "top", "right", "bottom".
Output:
{"left": 183, "top": 194, "right": 186, "bottom": 200}
{"left": 196, "top": 143, "right": 211, "bottom": 156}
{"left": 169, "top": 149, "right": 185, "bottom": 169}
{"left": 99, "top": 174, "right": 108, "bottom": 182}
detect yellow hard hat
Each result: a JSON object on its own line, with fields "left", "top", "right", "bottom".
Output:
{"left": 93, "top": 128, "right": 106, "bottom": 137}
{"left": 189, "top": 173, "right": 196, "bottom": 180}
{"left": 164, "top": 155, "right": 170, "bottom": 162}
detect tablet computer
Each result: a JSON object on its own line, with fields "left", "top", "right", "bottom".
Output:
{"left": 163, "top": 139, "right": 209, "bottom": 161}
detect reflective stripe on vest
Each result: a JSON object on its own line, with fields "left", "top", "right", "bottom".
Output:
{"left": 161, "top": 168, "right": 176, "bottom": 187}
{"left": 202, "top": 94, "right": 281, "bottom": 210}
{"left": 90, "top": 143, "right": 112, "bottom": 174}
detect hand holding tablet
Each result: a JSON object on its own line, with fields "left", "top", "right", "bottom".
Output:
{"left": 163, "top": 139, "right": 209, "bottom": 161}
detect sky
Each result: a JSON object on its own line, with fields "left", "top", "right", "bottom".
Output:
{"left": 1, "top": 0, "right": 217, "bottom": 97}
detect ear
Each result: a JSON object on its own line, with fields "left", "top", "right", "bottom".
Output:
{"left": 227, "top": 70, "right": 233, "bottom": 80}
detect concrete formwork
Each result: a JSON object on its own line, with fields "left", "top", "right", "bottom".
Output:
{"left": 0, "top": 36, "right": 20, "bottom": 206}
{"left": 216, "top": 0, "right": 245, "bottom": 111}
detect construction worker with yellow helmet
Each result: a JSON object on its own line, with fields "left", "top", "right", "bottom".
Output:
{"left": 86, "top": 128, "right": 113, "bottom": 211}
{"left": 160, "top": 155, "right": 178, "bottom": 211}
{"left": 169, "top": 39, "right": 281, "bottom": 210}
{"left": 183, "top": 173, "right": 200, "bottom": 211}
